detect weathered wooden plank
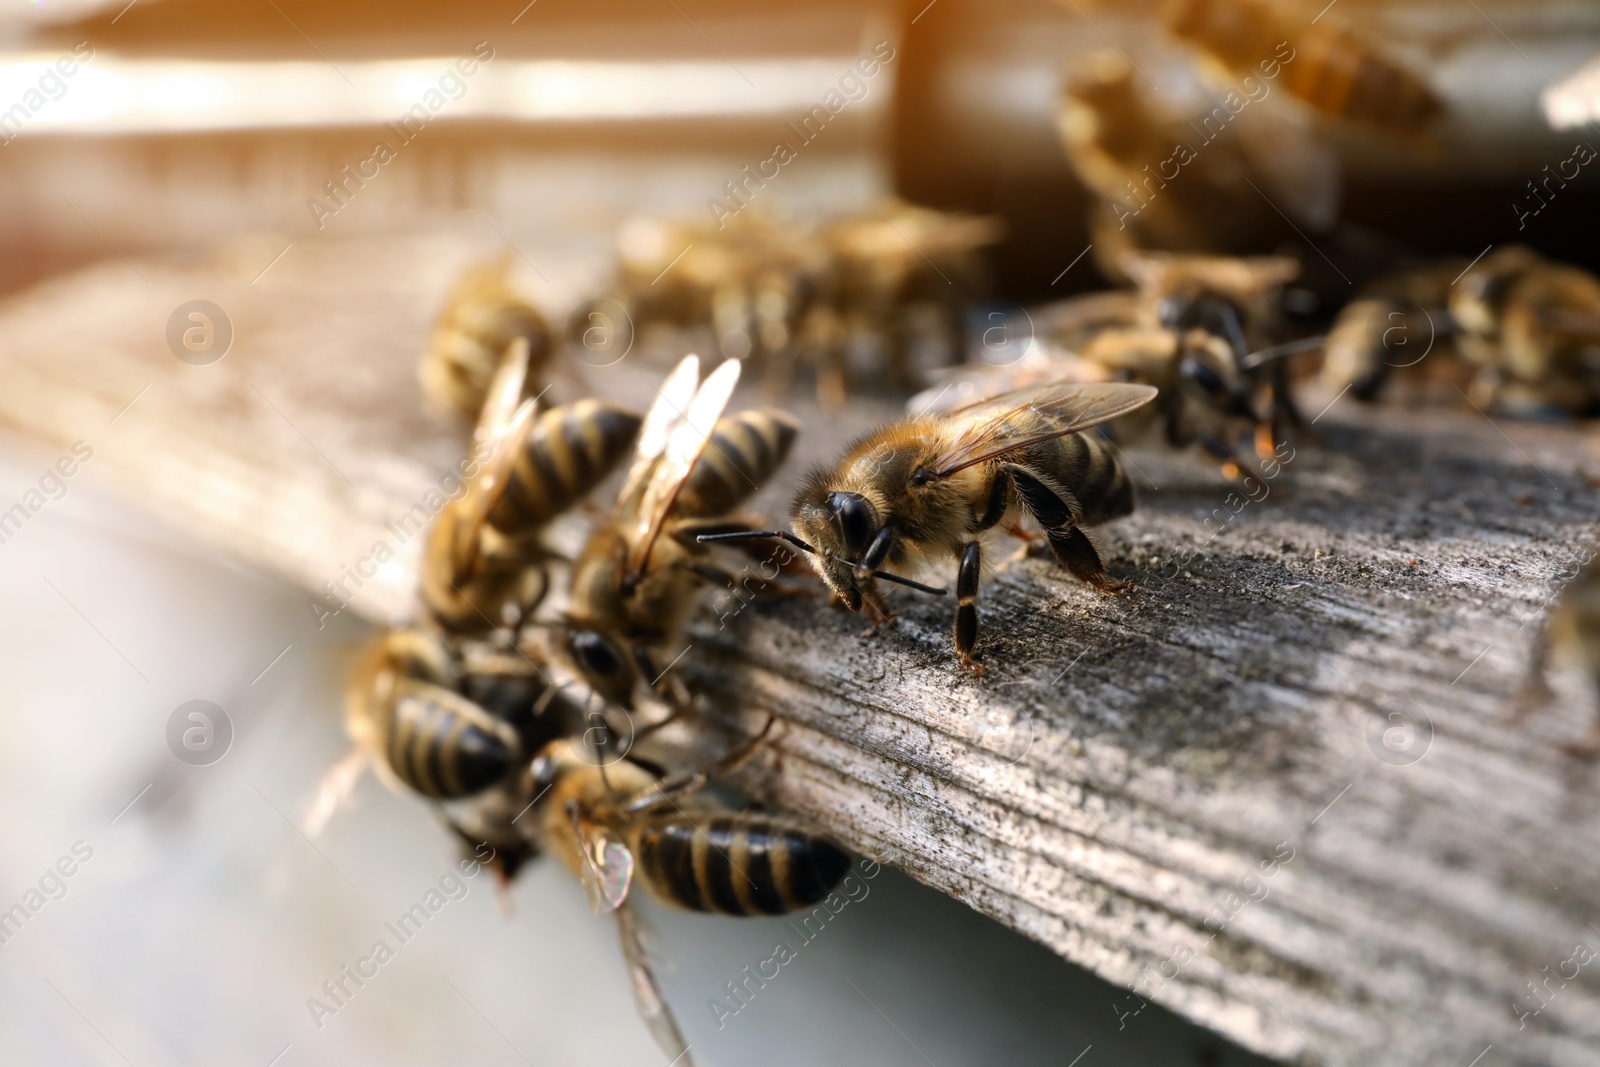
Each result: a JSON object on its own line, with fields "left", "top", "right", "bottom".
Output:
{"left": 2, "top": 241, "right": 1597, "bottom": 1067}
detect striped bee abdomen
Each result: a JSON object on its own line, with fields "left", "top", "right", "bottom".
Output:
{"left": 635, "top": 814, "right": 850, "bottom": 916}
{"left": 674, "top": 409, "right": 800, "bottom": 519}
{"left": 1023, "top": 431, "right": 1134, "bottom": 527}
{"left": 383, "top": 681, "right": 519, "bottom": 799}
{"left": 1165, "top": 0, "right": 1439, "bottom": 135}
{"left": 489, "top": 400, "right": 643, "bottom": 533}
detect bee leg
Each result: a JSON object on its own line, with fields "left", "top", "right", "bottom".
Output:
{"left": 859, "top": 582, "right": 897, "bottom": 633}
{"left": 617, "top": 716, "right": 777, "bottom": 815}
{"left": 1271, "top": 361, "right": 1307, "bottom": 427}
{"left": 1196, "top": 434, "right": 1247, "bottom": 482}
{"left": 686, "top": 561, "right": 736, "bottom": 586}
{"left": 955, "top": 540, "right": 985, "bottom": 675}
{"left": 1254, "top": 420, "right": 1279, "bottom": 463}
{"left": 1003, "top": 521, "right": 1041, "bottom": 544}
{"left": 1006, "top": 467, "right": 1126, "bottom": 593}
{"left": 631, "top": 645, "right": 693, "bottom": 712}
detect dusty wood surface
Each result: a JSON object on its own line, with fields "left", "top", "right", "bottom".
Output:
{"left": 3, "top": 240, "right": 1599, "bottom": 1067}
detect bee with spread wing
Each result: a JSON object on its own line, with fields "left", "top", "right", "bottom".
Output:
{"left": 704, "top": 381, "right": 1156, "bottom": 672}
{"left": 564, "top": 355, "right": 804, "bottom": 709}
{"left": 419, "top": 339, "right": 643, "bottom": 633}
{"left": 529, "top": 730, "right": 850, "bottom": 1067}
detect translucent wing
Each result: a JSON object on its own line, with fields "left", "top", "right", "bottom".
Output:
{"left": 449, "top": 399, "right": 537, "bottom": 574}
{"left": 1035, "top": 289, "right": 1140, "bottom": 344}
{"left": 616, "top": 355, "right": 701, "bottom": 508}
{"left": 304, "top": 746, "right": 369, "bottom": 838}
{"left": 909, "top": 345, "right": 1111, "bottom": 418}
{"left": 615, "top": 899, "right": 694, "bottom": 1066}
{"left": 571, "top": 803, "right": 635, "bottom": 914}
{"left": 473, "top": 335, "right": 531, "bottom": 449}
{"left": 625, "top": 357, "right": 741, "bottom": 577}
{"left": 931, "top": 381, "right": 1158, "bottom": 478}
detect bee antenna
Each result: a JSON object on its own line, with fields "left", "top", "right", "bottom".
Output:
{"left": 870, "top": 572, "right": 949, "bottom": 596}
{"left": 1239, "top": 335, "right": 1325, "bottom": 371}
{"left": 696, "top": 530, "right": 817, "bottom": 554}
{"left": 696, "top": 531, "right": 947, "bottom": 596}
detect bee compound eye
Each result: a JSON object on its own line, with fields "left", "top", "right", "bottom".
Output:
{"left": 825, "top": 492, "right": 875, "bottom": 558}
{"left": 570, "top": 631, "right": 623, "bottom": 679}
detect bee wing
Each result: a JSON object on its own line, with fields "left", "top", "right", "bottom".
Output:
{"left": 472, "top": 335, "right": 532, "bottom": 448}
{"left": 570, "top": 803, "right": 636, "bottom": 914}
{"left": 616, "top": 355, "right": 702, "bottom": 509}
{"left": 930, "top": 381, "right": 1158, "bottom": 477}
{"left": 910, "top": 349, "right": 1113, "bottom": 417}
{"left": 1036, "top": 289, "right": 1141, "bottom": 340}
{"left": 450, "top": 399, "right": 537, "bottom": 573}
{"left": 303, "top": 746, "right": 369, "bottom": 838}
{"left": 615, "top": 899, "right": 694, "bottom": 1066}
{"left": 625, "top": 357, "right": 742, "bottom": 577}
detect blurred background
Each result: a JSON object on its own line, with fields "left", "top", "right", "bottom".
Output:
{"left": 2, "top": 0, "right": 1598, "bottom": 1064}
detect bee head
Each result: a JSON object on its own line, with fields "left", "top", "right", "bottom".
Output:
{"left": 1158, "top": 292, "right": 1249, "bottom": 356}
{"left": 564, "top": 628, "right": 638, "bottom": 709}
{"left": 791, "top": 473, "right": 880, "bottom": 613}
{"left": 1178, "top": 334, "right": 1256, "bottom": 420}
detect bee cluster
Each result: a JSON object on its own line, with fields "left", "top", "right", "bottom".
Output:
{"left": 334, "top": 3, "right": 1600, "bottom": 1057}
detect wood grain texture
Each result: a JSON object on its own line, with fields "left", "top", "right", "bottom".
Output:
{"left": 2, "top": 241, "right": 1598, "bottom": 1067}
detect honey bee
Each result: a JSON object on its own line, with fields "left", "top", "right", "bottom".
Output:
{"left": 344, "top": 628, "right": 524, "bottom": 800}
{"left": 1160, "top": 0, "right": 1443, "bottom": 137}
{"left": 527, "top": 731, "right": 850, "bottom": 1065}
{"left": 564, "top": 355, "right": 802, "bottom": 708}
{"left": 608, "top": 204, "right": 1000, "bottom": 406}
{"left": 612, "top": 213, "right": 827, "bottom": 362}
{"left": 1451, "top": 246, "right": 1600, "bottom": 417}
{"left": 1319, "top": 258, "right": 1471, "bottom": 402}
{"left": 1521, "top": 558, "right": 1600, "bottom": 758}
{"left": 321, "top": 615, "right": 586, "bottom": 862}
{"left": 418, "top": 342, "right": 643, "bottom": 633}
{"left": 812, "top": 200, "right": 1003, "bottom": 404}
{"left": 916, "top": 252, "right": 1312, "bottom": 473}
{"left": 421, "top": 256, "right": 551, "bottom": 422}
{"left": 1057, "top": 52, "right": 1292, "bottom": 279}
{"left": 705, "top": 382, "right": 1157, "bottom": 672}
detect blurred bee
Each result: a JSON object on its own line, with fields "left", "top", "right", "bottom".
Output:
{"left": 1160, "top": 0, "right": 1443, "bottom": 137}
{"left": 1319, "top": 258, "right": 1471, "bottom": 402}
{"left": 1520, "top": 557, "right": 1600, "bottom": 758}
{"left": 704, "top": 382, "right": 1157, "bottom": 672}
{"left": 345, "top": 628, "right": 526, "bottom": 802}
{"left": 607, "top": 204, "right": 1001, "bottom": 406}
{"left": 1451, "top": 246, "right": 1600, "bottom": 418}
{"left": 315, "top": 625, "right": 569, "bottom": 835}
{"left": 527, "top": 730, "right": 850, "bottom": 1066}
{"left": 421, "top": 256, "right": 552, "bottom": 422}
{"left": 611, "top": 213, "right": 828, "bottom": 363}
{"left": 1057, "top": 52, "right": 1333, "bottom": 282}
{"left": 811, "top": 201, "right": 1003, "bottom": 405}
{"left": 564, "top": 355, "right": 801, "bottom": 708}
{"left": 419, "top": 341, "right": 643, "bottom": 633}
{"left": 916, "top": 252, "right": 1312, "bottom": 475}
